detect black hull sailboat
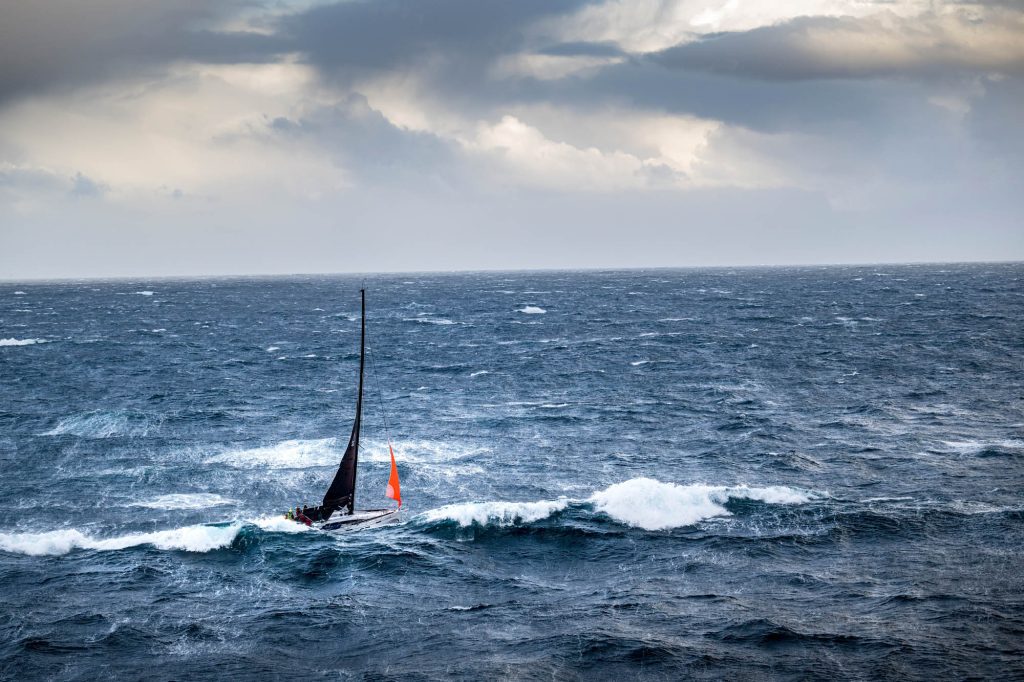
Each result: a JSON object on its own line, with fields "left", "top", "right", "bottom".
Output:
{"left": 288, "top": 288, "right": 401, "bottom": 532}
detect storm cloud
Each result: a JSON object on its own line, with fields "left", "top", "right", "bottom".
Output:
{"left": 0, "top": 0, "right": 1021, "bottom": 278}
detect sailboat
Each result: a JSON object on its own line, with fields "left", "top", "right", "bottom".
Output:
{"left": 289, "top": 288, "right": 402, "bottom": 531}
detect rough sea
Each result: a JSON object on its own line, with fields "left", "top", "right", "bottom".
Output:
{"left": 1, "top": 264, "right": 1022, "bottom": 680}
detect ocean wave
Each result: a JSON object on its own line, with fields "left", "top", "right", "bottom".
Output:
{"left": 420, "top": 499, "right": 569, "bottom": 527}
{"left": 133, "top": 291, "right": 155, "bottom": 296}
{"left": 0, "top": 523, "right": 243, "bottom": 556}
{"left": 0, "top": 338, "right": 48, "bottom": 346}
{"left": 40, "top": 411, "right": 150, "bottom": 438}
{"left": 362, "top": 438, "right": 491, "bottom": 464}
{"left": 589, "top": 479, "right": 816, "bottom": 530}
{"left": 204, "top": 438, "right": 339, "bottom": 469}
{"left": 517, "top": 306, "right": 546, "bottom": 314}
{"left": 941, "top": 439, "right": 1023, "bottom": 455}
{"left": 129, "top": 493, "right": 237, "bottom": 510}
{"left": 419, "top": 478, "right": 818, "bottom": 532}
{"left": 404, "top": 317, "right": 457, "bottom": 325}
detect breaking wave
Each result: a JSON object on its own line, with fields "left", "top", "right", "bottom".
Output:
{"left": 420, "top": 478, "right": 818, "bottom": 531}
{"left": 517, "top": 306, "right": 546, "bottom": 314}
{"left": 0, "top": 338, "right": 48, "bottom": 346}
{"left": 0, "top": 523, "right": 243, "bottom": 557}
{"left": 589, "top": 478, "right": 816, "bottom": 530}
{"left": 421, "top": 500, "right": 570, "bottom": 527}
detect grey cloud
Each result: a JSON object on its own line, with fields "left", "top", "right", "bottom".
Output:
{"left": 70, "top": 172, "right": 105, "bottom": 198}
{"left": 271, "top": 94, "right": 463, "bottom": 185}
{"left": 0, "top": 0, "right": 282, "bottom": 104}
{"left": 653, "top": 10, "right": 1024, "bottom": 81}
{"left": 537, "top": 41, "right": 627, "bottom": 58}
{"left": 279, "top": 0, "right": 594, "bottom": 75}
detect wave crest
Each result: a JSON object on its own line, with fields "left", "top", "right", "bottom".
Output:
{"left": 0, "top": 523, "right": 243, "bottom": 556}
{"left": 0, "top": 338, "right": 47, "bottom": 346}
{"left": 589, "top": 478, "right": 817, "bottom": 530}
{"left": 421, "top": 500, "right": 569, "bottom": 527}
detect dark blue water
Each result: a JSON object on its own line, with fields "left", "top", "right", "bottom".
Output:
{"left": 1, "top": 265, "right": 1022, "bottom": 680}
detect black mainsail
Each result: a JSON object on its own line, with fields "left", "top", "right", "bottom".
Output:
{"left": 321, "top": 288, "right": 366, "bottom": 519}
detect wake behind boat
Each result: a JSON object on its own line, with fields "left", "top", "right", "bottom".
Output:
{"left": 284, "top": 288, "right": 402, "bottom": 532}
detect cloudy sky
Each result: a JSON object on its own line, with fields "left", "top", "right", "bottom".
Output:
{"left": 1, "top": 0, "right": 1021, "bottom": 278}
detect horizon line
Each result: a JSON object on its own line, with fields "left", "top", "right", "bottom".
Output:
{"left": 1, "top": 258, "right": 1021, "bottom": 284}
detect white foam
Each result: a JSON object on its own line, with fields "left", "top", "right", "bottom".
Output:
{"left": 942, "top": 439, "right": 1023, "bottom": 454}
{"left": 630, "top": 360, "right": 651, "bottom": 366}
{"left": 404, "top": 317, "right": 456, "bottom": 325}
{"left": 13, "top": 291, "right": 26, "bottom": 295}
{"left": 470, "top": 370, "right": 490, "bottom": 377}
{"left": 134, "top": 291, "right": 155, "bottom": 296}
{"left": 361, "top": 438, "right": 490, "bottom": 464}
{"left": 0, "top": 523, "right": 242, "bottom": 556}
{"left": 251, "top": 515, "right": 313, "bottom": 533}
{"left": 41, "top": 411, "right": 146, "bottom": 438}
{"left": 130, "top": 493, "right": 237, "bottom": 510}
{"left": 266, "top": 346, "right": 280, "bottom": 352}
{"left": 421, "top": 499, "right": 568, "bottom": 527}
{"left": 588, "top": 478, "right": 816, "bottom": 531}
{"left": 204, "top": 438, "right": 339, "bottom": 469}
{"left": 517, "top": 306, "right": 546, "bottom": 314}
{"left": 0, "top": 338, "right": 47, "bottom": 346}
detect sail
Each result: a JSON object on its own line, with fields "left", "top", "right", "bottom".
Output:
{"left": 321, "top": 419, "right": 359, "bottom": 517}
{"left": 321, "top": 289, "right": 365, "bottom": 519}
{"left": 385, "top": 442, "right": 401, "bottom": 507}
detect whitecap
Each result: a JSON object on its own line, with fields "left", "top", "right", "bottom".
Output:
{"left": 361, "top": 438, "right": 491, "bottom": 464}
{"left": 41, "top": 411, "right": 148, "bottom": 438}
{"left": 0, "top": 523, "right": 243, "bottom": 556}
{"left": 251, "top": 515, "right": 314, "bottom": 533}
{"left": 517, "top": 306, "right": 546, "bottom": 314}
{"left": 588, "top": 478, "right": 817, "bottom": 531}
{"left": 204, "top": 438, "right": 339, "bottom": 469}
{"left": 134, "top": 291, "right": 155, "bottom": 296}
{"left": 266, "top": 346, "right": 280, "bottom": 352}
{"left": 404, "top": 317, "right": 456, "bottom": 325}
{"left": 13, "top": 291, "right": 26, "bottom": 295}
{"left": 470, "top": 370, "right": 490, "bottom": 377}
{"left": 0, "top": 338, "right": 47, "bottom": 346}
{"left": 130, "top": 493, "right": 237, "bottom": 510}
{"left": 421, "top": 499, "right": 568, "bottom": 527}
{"left": 630, "top": 360, "right": 651, "bottom": 366}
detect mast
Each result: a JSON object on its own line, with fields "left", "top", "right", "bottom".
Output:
{"left": 352, "top": 287, "right": 366, "bottom": 512}
{"left": 320, "top": 287, "right": 366, "bottom": 518}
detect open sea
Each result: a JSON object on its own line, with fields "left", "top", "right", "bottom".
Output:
{"left": 1, "top": 264, "right": 1022, "bottom": 680}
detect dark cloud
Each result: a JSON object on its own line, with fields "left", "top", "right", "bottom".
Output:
{"left": 0, "top": 0, "right": 282, "bottom": 104}
{"left": 279, "top": 0, "right": 592, "bottom": 74}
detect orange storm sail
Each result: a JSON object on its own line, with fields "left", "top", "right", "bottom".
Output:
{"left": 385, "top": 442, "right": 401, "bottom": 507}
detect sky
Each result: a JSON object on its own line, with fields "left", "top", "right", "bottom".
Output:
{"left": 0, "top": 0, "right": 1022, "bottom": 279}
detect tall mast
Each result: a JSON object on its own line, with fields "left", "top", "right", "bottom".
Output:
{"left": 352, "top": 287, "right": 366, "bottom": 513}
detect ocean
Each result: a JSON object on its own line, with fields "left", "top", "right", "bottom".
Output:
{"left": 1, "top": 264, "right": 1022, "bottom": 680}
